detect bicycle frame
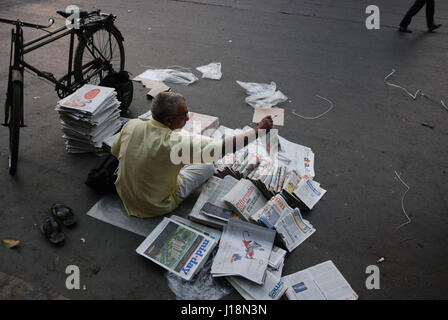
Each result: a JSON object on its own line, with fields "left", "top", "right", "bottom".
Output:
{"left": 1, "top": 15, "right": 116, "bottom": 99}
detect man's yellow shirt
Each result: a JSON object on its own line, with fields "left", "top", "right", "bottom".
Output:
{"left": 111, "top": 118, "right": 222, "bottom": 218}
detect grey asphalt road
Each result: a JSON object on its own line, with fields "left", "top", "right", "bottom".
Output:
{"left": 0, "top": 0, "right": 447, "bottom": 300}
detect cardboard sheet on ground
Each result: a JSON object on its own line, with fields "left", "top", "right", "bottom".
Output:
{"left": 132, "top": 77, "right": 171, "bottom": 98}
{"left": 252, "top": 107, "right": 284, "bottom": 126}
{"left": 86, "top": 193, "right": 164, "bottom": 237}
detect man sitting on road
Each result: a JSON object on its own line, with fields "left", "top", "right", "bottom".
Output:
{"left": 111, "top": 92, "right": 273, "bottom": 218}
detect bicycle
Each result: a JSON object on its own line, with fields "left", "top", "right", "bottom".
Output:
{"left": 0, "top": 8, "right": 126, "bottom": 175}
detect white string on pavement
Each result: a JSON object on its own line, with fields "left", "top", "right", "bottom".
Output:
{"left": 292, "top": 94, "right": 334, "bottom": 120}
{"left": 394, "top": 170, "right": 412, "bottom": 231}
{"left": 384, "top": 69, "right": 448, "bottom": 113}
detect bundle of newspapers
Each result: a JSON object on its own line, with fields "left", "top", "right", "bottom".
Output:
{"left": 214, "top": 128, "right": 326, "bottom": 211}
{"left": 55, "top": 84, "right": 122, "bottom": 153}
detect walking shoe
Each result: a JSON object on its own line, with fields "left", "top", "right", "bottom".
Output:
{"left": 398, "top": 26, "right": 412, "bottom": 33}
{"left": 428, "top": 24, "right": 442, "bottom": 32}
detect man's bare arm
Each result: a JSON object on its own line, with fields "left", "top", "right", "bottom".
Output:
{"left": 221, "top": 116, "right": 274, "bottom": 155}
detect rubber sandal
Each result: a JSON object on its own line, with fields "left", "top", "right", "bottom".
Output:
{"left": 50, "top": 204, "right": 77, "bottom": 227}
{"left": 40, "top": 216, "right": 65, "bottom": 244}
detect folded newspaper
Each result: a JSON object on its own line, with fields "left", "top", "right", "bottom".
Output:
{"left": 293, "top": 178, "right": 327, "bottom": 210}
{"left": 136, "top": 217, "right": 217, "bottom": 281}
{"left": 222, "top": 179, "right": 268, "bottom": 221}
{"left": 251, "top": 193, "right": 315, "bottom": 252}
{"left": 281, "top": 260, "right": 358, "bottom": 300}
{"left": 211, "top": 219, "right": 276, "bottom": 285}
{"left": 268, "top": 245, "right": 287, "bottom": 270}
{"left": 227, "top": 270, "right": 287, "bottom": 300}
{"left": 275, "top": 206, "right": 316, "bottom": 252}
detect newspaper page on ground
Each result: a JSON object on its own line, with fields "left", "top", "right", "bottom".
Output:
{"left": 227, "top": 270, "right": 287, "bottom": 300}
{"left": 200, "top": 175, "right": 241, "bottom": 222}
{"left": 222, "top": 179, "right": 268, "bottom": 221}
{"left": 211, "top": 219, "right": 276, "bottom": 284}
{"left": 282, "top": 260, "right": 358, "bottom": 300}
{"left": 136, "top": 217, "right": 217, "bottom": 281}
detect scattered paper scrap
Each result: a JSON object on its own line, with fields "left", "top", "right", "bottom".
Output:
{"left": 2, "top": 240, "right": 20, "bottom": 248}
{"left": 253, "top": 107, "right": 284, "bottom": 126}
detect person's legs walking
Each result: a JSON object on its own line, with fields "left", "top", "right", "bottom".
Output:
{"left": 399, "top": 0, "right": 426, "bottom": 31}
{"left": 426, "top": 0, "right": 442, "bottom": 31}
{"left": 177, "top": 164, "right": 215, "bottom": 199}
{"left": 426, "top": 0, "right": 435, "bottom": 27}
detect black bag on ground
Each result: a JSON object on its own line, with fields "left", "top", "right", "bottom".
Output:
{"left": 99, "top": 71, "right": 133, "bottom": 116}
{"left": 85, "top": 153, "right": 119, "bottom": 194}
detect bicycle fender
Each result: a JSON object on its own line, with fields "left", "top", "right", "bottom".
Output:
{"left": 110, "top": 25, "right": 124, "bottom": 42}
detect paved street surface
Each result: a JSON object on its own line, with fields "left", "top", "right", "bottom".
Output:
{"left": 0, "top": 0, "right": 447, "bottom": 300}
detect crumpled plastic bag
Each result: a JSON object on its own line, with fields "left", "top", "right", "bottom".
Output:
{"left": 236, "top": 80, "right": 288, "bottom": 108}
{"left": 196, "top": 62, "right": 222, "bottom": 80}
{"left": 139, "top": 69, "right": 198, "bottom": 85}
{"left": 165, "top": 251, "right": 233, "bottom": 300}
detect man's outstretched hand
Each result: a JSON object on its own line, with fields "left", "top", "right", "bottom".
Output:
{"left": 256, "top": 115, "right": 274, "bottom": 131}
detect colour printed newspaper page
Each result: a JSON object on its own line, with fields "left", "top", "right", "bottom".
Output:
{"left": 281, "top": 260, "right": 359, "bottom": 300}
{"left": 211, "top": 219, "right": 276, "bottom": 284}
{"left": 169, "top": 215, "right": 222, "bottom": 242}
{"left": 57, "top": 84, "right": 116, "bottom": 115}
{"left": 274, "top": 206, "right": 316, "bottom": 252}
{"left": 200, "top": 175, "right": 240, "bottom": 222}
{"left": 222, "top": 179, "right": 268, "bottom": 221}
{"left": 136, "top": 217, "right": 217, "bottom": 281}
{"left": 227, "top": 270, "right": 287, "bottom": 300}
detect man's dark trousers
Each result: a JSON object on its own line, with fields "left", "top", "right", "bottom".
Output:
{"left": 400, "top": 0, "right": 435, "bottom": 28}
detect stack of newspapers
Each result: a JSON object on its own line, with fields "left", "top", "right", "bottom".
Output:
{"left": 56, "top": 84, "right": 122, "bottom": 153}
{"left": 214, "top": 131, "right": 326, "bottom": 212}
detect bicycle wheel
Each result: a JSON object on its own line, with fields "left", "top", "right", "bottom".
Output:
{"left": 8, "top": 81, "right": 22, "bottom": 175}
{"left": 73, "top": 26, "right": 125, "bottom": 85}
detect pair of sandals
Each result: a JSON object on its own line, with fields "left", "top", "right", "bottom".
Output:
{"left": 40, "top": 204, "right": 76, "bottom": 244}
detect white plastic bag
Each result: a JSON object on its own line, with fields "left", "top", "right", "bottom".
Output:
{"left": 165, "top": 251, "right": 233, "bottom": 300}
{"left": 196, "top": 62, "right": 222, "bottom": 80}
{"left": 236, "top": 80, "right": 288, "bottom": 108}
{"left": 136, "top": 68, "right": 198, "bottom": 85}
